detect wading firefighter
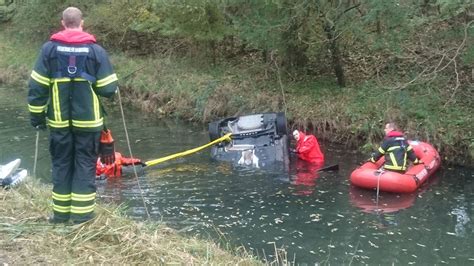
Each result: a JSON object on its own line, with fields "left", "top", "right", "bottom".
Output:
{"left": 292, "top": 130, "right": 325, "bottom": 166}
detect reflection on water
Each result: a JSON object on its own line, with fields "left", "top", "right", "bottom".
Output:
{"left": 1, "top": 87, "right": 474, "bottom": 264}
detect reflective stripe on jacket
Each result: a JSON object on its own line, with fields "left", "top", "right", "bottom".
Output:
{"left": 27, "top": 30, "right": 117, "bottom": 132}
{"left": 370, "top": 131, "right": 419, "bottom": 171}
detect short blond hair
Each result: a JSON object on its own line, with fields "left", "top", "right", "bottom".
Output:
{"left": 385, "top": 122, "right": 398, "bottom": 131}
{"left": 62, "top": 7, "right": 82, "bottom": 28}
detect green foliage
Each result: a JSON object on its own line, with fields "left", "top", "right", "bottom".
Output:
{"left": 12, "top": 0, "right": 100, "bottom": 39}
{"left": 87, "top": 1, "right": 160, "bottom": 38}
{"left": 227, "top": 0, "right": 287, "bottom": 52}
{"left": 2, "top": 0, "right": 473, "bottom": 164}
{"left": 362, "top": 1, "right": 420, "bottom": 52}
{"left": 152, "top": 0, "right": 230, "bottom": 42}
{"left": 0, "top": 0, "right": 14, "bottom": 22}
{"left": 461, "top": 26, "right": 474, "bottom": 65}
{"left": 437, "top": 0, "right": 473, "bottom": 19}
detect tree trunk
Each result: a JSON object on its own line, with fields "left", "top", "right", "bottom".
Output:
{"left": 324, "top": 22, "right": 346, "bottom": 87}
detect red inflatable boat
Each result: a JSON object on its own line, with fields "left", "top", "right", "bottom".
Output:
{"left": 350, "top": 141, "right": 441, "bottom": 193}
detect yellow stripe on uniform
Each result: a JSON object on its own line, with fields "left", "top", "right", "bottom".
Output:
{"left": 72, "top": 118, "right": 103, "bottom": 128}
{"left": 71, "top": 192, "right": 96, "bottom": 202}
{"left": 378, "top": 147, "right": 385, "bottom": 154}
{"left": 51, "top": 78, "right": 89, "bottom": 82}
{"left": 52, "top": 82, "right": 62, "bottom": 122}
{"left": 387, "top": 146, "right": 401, "bottom": 152}
{"left": 28, "top": 104, "right": 48, "bottom": 113}
{"left": 47, "top": 119, "right": 69, "bottom": 128}
{"left": 71, "top": 204, "right": 96, "bottom": 214}
{"left": 384, "top": 164, "right": 404, "bottom": 171}
{"left": 53, "top": 205, "right": 71, "bottom": 213}
{"left": 30, "top": 70, "right": 50, "bottom": 86}
{"left": 51, "top": 78, "right": 72, "bottom": 83}
{"left": 90, "top": 86, "right": 100, "bottom": 120}
{"left": 389, "top": 153, "right": 398, "bottom": 167}
{"left": 96, "top": 74, "right": 118, "bottom": 87}
{"left": 403, "top": 152, "right": 408, "bottom": 169}
{"left": 52, "top": 192, "right": 72, "bottom": 201}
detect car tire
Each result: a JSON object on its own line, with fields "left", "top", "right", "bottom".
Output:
{"left": 276, "top": 112, "right": 287, "bottom": 136}
{"left": 209, "top": 121, "right": 220, "bottom": 141}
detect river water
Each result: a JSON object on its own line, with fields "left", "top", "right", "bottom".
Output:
{"left": 1, "top": 86, "right": 473, "bottom": 264}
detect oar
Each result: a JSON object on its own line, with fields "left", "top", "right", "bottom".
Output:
{"left": 317, "top": 164, "right": 339, "bottom": 172}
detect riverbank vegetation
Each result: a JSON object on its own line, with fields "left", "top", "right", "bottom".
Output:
{"left": 0, "top": 0, "right": 472, "bottom": 165}
{"left": 0, "top": 179, "right": 261, "bottom": 264}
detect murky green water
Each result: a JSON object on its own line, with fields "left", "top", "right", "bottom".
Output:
{"left": 2, "top": 86, "right": 473, "bottom": 264}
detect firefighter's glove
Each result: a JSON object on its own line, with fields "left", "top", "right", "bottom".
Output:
{"left": 30, "top": 114, "right": 46, "bottom": 130}
{"left": 99, "top": 142, "right": 115, "bottom": 165}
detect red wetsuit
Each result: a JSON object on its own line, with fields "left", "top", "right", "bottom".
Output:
{"left": 295, "top": 131, "right": 325, "bottom": 165}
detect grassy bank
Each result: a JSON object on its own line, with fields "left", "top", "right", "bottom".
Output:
{"left": 0, "top": 178, "right": 261, "bottom": 264}
{"left": 0, "top": 27, "right": 472, "bottom": 166}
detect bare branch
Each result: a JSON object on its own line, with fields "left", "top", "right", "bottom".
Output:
{"left": 393, "top": 20, "right": 473, "bottom": 92}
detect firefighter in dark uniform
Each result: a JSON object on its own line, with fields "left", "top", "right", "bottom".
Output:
{"left": 27, "top": 7, "right": 117, "bottom": 223}
{"left": 369, "top": 122, "right": 423, "bottom": 173}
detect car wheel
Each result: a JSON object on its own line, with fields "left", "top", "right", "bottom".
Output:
{"left": 276, "top": 112, "right": 287, "bottom": 136}
{"left": 209, "top": 121, "right": 220, "bottom": 141}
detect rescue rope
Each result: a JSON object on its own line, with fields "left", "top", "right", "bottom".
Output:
{"left": 117, "top": 87, "right": 151, "bottom": 219}
{"left": 145, "top": 133, "right": 232, "bottom": 167}
{"left": 33, "top": 130, "right": 39, "bottom": 178}
{"left": 375, "top": 170, "right": 382, "bottom": 213}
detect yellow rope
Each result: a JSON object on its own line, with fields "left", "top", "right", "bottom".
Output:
{"left": 144, "top": 133, "right": 232, "bottom": 167}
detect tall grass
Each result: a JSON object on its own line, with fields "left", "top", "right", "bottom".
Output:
{"left": 0, "top": 178, "right": 261, "bottom": 265}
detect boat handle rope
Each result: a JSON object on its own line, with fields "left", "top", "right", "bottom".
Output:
{"left": 144, "top": 133, "right": 232, "bottom": 167}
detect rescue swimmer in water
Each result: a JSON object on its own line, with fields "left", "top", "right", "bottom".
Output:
{"left": 291, "top": 130, "right": 325, "bottom": 166}
{"left": 290, "top": 129, "right": 326, "bottom": 193}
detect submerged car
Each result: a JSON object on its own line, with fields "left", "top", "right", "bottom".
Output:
{"left": 209, "top": 112, "right": 289, "bottom": 169}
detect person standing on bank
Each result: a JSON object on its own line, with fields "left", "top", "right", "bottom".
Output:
{"left": 369, "top": 122, "right": 422, "bottom": 173}
{"left": 27, "top": 7, "right": 118, "bottom": 223}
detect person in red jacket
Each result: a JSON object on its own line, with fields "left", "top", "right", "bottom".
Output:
{"left": 292, "top": 130, "right": 325, "bottom": 166}
{"left": 290, "top": 130, "right": 325, "bottom": 195}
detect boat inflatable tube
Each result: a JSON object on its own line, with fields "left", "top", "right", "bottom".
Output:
{"left": 350, "top": 141, "right": 441, "bottom": 193}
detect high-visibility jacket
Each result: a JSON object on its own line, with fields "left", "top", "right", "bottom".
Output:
{"left": 27, "top": 30, "right": 118, "bottom": 132}
{"left": 295, "top": 131, "right": 325, "bottom": 164}
{"left": 96, "top": 152, "right": 143, "bottom": 179}
{"left": 370, "top": 131, "right": 420, "bottom": 172}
